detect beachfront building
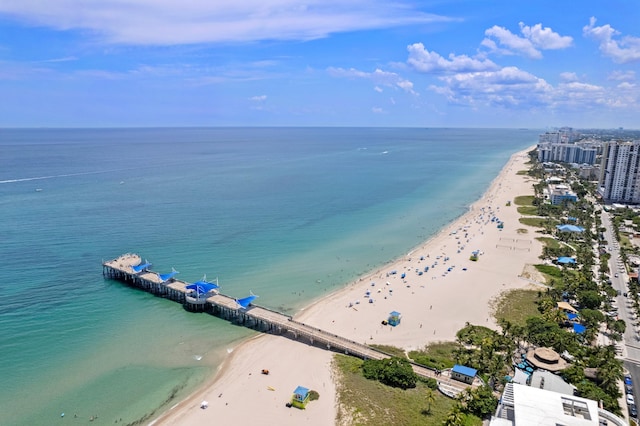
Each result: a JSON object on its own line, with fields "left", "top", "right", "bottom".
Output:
{"left": 548, "top": 184, "right": 578, "bottom": 205}
{"left": 490, "top": 383, "right": 625, "bottom": 426}
{"left": 291, "top": 386, "right": 311, "bottom": 409}
{"left": 599, "top": 140, "right": 640, "bottom": 204}
{"left": 451, "top": 365, "right": 477, "bottom": 385}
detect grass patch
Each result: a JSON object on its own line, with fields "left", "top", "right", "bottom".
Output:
{"left": 534, "top": 264, "right": 563, "bottom": 279}
{"left": 333, "top": 355, "right": 480, "bottom": 426}
{"left": 516, "top": 170, "right": 529, "bottom": 175}
{"left": 517, "top": 206, "right": 538, "bottom": 215}
{"left": 514, "top": 195, "right": 535, "bottom": 206}
{"left": 537, "top": 237, "right": 561, "bottom": 249}
{"left": 492, "top": 289, "right": 542, "bottom": 327}
{"left": 369, "top": 344, "right": 407, "bottom": 358}
{"left": 408, "top": 342, "right": 460, "bottom": 370}
{"left": 519, "top": 217, "right": 546, "bottom": 228}
{"left": 517, "top": 228, "right": 528, "bottom": 234}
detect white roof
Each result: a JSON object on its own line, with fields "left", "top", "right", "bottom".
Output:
{"left": 508, "top": 383, "right": 599, "bottom": 425}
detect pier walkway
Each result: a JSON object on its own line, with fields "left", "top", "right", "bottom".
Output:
{"left": 103, "top": 254, "right": 478, "bottom": 394}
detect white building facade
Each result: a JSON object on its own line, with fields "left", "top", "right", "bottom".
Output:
{"left": 599, "top": 140, "right": 640, "bottom": 204}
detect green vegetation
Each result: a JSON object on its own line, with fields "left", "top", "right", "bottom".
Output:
{"left": 492, "top": 289, "right": 542, "bottom": 327}
{"left": 516, "top": 170, "right": 528, "bottom": 175}
{"left": 309, "top": 390, "right": 320, "bottom": 401}
{"left": 408, "top": 342, "right": 460, "bottom": 371}
{"left": 362, "top": 357, "right": 417, "bottom": 389}
{"left": 518, "top": 217, "right": 547, "bottom": 227}
{"left": 333, "top": 355, "right": 480, "bottom": 426}
{"left": 516, "top": 206, "right": 538, "bottom": 215}
{"left": 516, "top": 228, "right": 528, "bottom": 234}
{"left": 369, "top": 344, "right": 407, "bottom": 359}
{"left": 513, "top": 195, "right": 535, "bottom": 206}
{"left": 533, "top": 264, "right": 564, "bottom": 281}
{"left": 537, "top": 237, "right": 561, "bottom": 249}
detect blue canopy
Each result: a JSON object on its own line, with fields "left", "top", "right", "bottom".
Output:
{"left": 158, "top": 269, "right": 179, "bottom": 282}
{"left": 556, "top": 224, "right": 585, "bottom": 233}
{"left": 573, "top": 323, "right": 586, "bottom": 334}
{"left": 566, "top": 312, "right": 579, "bottom": 320}
{"left": 236, "top": 293, "right": 258, "bottom": 309}
{"left": 186, "top": 276, "right": 219, "bottom": 294}
{"left": 132, "top": 262, "right": 152, "bottom": 273}
{"left": 186, "top": 282, "right": 219, "bottom": 294}
{"left": 557, "top": 257, "right": 577, "bottom": 264}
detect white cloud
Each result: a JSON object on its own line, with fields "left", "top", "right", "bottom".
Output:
{"left": 372, "top": 107, "right": 384, "bottom": 114}
{"left": 608, "top": 70, "right": 636, "bottom": 82}
{"left": 519, "top": 23, "right": 573, "bottom": 50}
{"left": 583, "top": 17, "right": 640, "bottom": 64}
{"left": 428, "top": 65, "right": 639, "bottom": 112}
{"left": 430, "top": 67, "right": 552, "bottom": 107}
{"left": 327, "top": 67, "right": 417, "bottom": 94}
{"left": 374, "top": 86, "right": 383, "bottom": 93}
{"left": 482, "top": 22, "right": 572, "bottom": 59}
{"left": 0, "top": 1, "right": 452, "bottom": 45}
{"left": 407, "top": 42, "right": 497, "bottom": 73}
{"left": 250, "top": 95, "right": 267, "bottom": 101}
{"left": 560, "top": 72, "right": 578, "bottom": 82}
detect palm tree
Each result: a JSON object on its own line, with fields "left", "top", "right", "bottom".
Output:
{"left": 443, "top": 404, "right": 464, "bottom": 426}
{"left": 425, "top": 388, "right": 436, "bottom": 415}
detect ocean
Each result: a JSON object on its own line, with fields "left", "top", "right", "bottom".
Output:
{"left": 0, "top": 127, "right": 539, "bottom": 425}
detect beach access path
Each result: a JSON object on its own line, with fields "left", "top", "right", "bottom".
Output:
{"left": 155, "top": 146, "right": 545, "bottom": 426}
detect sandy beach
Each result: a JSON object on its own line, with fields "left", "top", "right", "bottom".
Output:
{"left": 155, "top": 146, "right": 543, "bottom": 426}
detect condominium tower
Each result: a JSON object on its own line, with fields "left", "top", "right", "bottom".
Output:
{"left": 599, "top": 140, "right": 640, "bottom": 203}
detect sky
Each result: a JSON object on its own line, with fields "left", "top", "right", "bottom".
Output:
{"left": 0, "top": 0, "right": 639, "bottom": 128}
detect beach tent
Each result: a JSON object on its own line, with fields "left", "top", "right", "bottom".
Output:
{"left": 132, "top": 261, "right": 152, "bottom": 273}
{"left": 158, "top": 268, "right": 179, "bottom": 282}
{"left": 556, "top": 224, "right": 585, "bottom": 233}
{"left": 236, "top": 293, "right": 259, "bottom": 309}
{"left": 566, "top": 312, "right": 579, "bottom": 321}
{"left": 557, "top": 257, "right": 577, "bottom": 264}
{"left": 573, "top": 323, "right": 586, "bottom": 334}
{"left": 291, "top": 386, "right": 310, "bottom": 409}
{"left": 557, "top": 301, "right": 578, "bottom": 313}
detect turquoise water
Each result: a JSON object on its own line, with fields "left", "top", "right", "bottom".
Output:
{"left": 0, "top": 128, "right": 538, "bottom": 425}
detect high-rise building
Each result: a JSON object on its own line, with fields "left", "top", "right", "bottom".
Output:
{"left": 599, "top": 140, "right": 640, "bottom": 203}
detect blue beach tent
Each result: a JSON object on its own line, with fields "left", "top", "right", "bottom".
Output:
{"left": 557, "top": 257, "right": 577, "bottom": 264}
{"left": 556, "top": 224, "right": 585, "bottom": 233}
{"left": 573, "top": 323, "right": 587, "bottom": 334}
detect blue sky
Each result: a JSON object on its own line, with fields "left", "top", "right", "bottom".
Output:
{"left": 0, "top": 0, "right": 639, "bottom": 128}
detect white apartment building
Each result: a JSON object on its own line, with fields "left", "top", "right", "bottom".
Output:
{"left": 599, "top": 140, "right": 640, "bottom": 204}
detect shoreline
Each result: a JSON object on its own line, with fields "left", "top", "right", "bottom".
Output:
{"left": 154, "top": 145, "right": 543, "bottom": 426}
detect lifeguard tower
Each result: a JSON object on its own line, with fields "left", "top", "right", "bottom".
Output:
{"left": 388, "top": 311, "right": 402, "bottom": 327}
{"left": 291, "top": 386, "right": 310, "bottom": 409}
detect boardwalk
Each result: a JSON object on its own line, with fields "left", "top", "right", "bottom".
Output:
{"left": 103, "top": 253, "right": 478, "bottom": 394}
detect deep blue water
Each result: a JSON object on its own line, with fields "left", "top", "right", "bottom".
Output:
{"left": 0, "top": 127, "right": 538, "bottom": 424}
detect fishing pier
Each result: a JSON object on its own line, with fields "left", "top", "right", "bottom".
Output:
{"left": 102, "top": 253, "right": 475, "bottom": 393}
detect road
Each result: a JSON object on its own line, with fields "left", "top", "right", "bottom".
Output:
{"left": 602, "top": 210, "right": 639, "bottom": 420}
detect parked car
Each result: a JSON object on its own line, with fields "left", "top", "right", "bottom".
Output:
{"left": 626, "top": 385, "right": 634, "bottom": 394}
{"left": 625, "top": 375, "right": 633, "bottom": 386}
{"left": 626, "top": 394, "right": 635, "bottom": 405}
{"left": 630, "top": 404, "right": 638, "bottom": 418}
